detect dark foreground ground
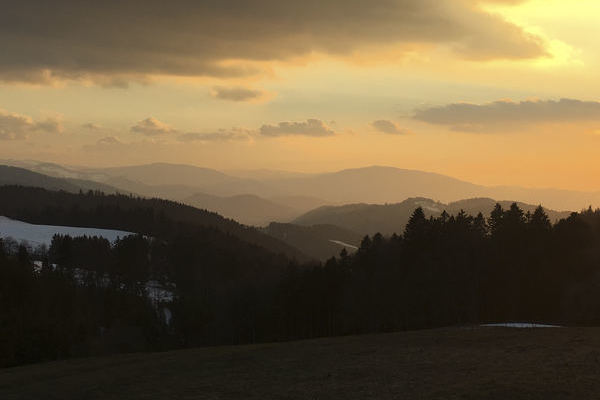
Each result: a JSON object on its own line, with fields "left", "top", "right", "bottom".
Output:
{"left": 2, "top": 326, "right": 600, "bottom": 399}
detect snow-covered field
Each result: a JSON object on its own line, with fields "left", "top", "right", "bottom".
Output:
{"left": 0, "top": 216, "right": 133, "bottom": 247}
{"left": 481, "top": 323, "right": 560, "bottom": 328}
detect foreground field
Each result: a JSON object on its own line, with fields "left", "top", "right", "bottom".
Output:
{"left": 2, "top": 326, "right": 600, "bottom": 399}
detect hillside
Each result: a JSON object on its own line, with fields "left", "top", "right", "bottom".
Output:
{"left": 5, "top": 161, "right": 600, "bottom": 211}
{"left": 263, "top": 222, "right": 363, "bottom": 260}
{"left": 0, "top": 165, "right": 122, "bottom": 194}
{"left": 0, "top": 186, "right": 308, "bottom": 261}
{"left": 0, "top": 162, "right": 330, "bottom": 224}
{"left": 183, "top": 193, "right": 299, "bottom": 226}
{"left": 266, "top": 166, "right": 483, "bottom": 204}
{"left": 97, "top": 163, "right": 241, "bottom": 188}
{"left": 294, "top": 197, "right": 572, "bottom": 235}
{"left": 2, "top": 327, "right": 600, "bottom": 399}
{"left": 0, "top": 216, "right": 132, "bottom": 247}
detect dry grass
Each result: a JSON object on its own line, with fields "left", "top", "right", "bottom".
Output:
{"left": 2, "top": 326, "right": 600, "bottom": 399}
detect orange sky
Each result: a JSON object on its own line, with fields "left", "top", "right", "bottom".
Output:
{"left": 1, "top": 0, "right": 600, "bottom": 191}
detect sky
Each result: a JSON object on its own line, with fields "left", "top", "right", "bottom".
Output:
{"left": 1, "top": 0, "right": 600, "bottom": 191}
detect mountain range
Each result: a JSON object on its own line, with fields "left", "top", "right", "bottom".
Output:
{"left": 0, "top": 161, "right": 589, "bottom": 260}
{"left": 3, "top": 160, "right": 598, "bottom": 212}
{"left": 0, "top": 165, "right": 124, "bottom": 195}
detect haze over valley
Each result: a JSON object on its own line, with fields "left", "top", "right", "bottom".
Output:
{"left": 0, "top": 161, "right": 584, "bottom": 261}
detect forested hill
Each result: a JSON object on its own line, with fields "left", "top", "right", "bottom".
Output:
{"left": 0, "top": 186, "right": 307, "bottom": 261}
{"left": 0, "top": 165, "right": 122, "bottom": 194}
{"left": 294, "top": 197, "right": 572, "bottom": 236}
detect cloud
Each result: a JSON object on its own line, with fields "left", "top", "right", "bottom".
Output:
{"left": 0, "top": 0, "right": 547, "bottom": 84}
{"left": 82, "top": 122, "right": 102, "bottom": 130}
{"left": 0, "top": 110, "right": 35, "bottom": 140}
{"left": 178, "top": 128, "right": 252, "bottom": 142}
{"left": 83, "top": 136, "right": 142, "bottom": 152}
{"left": 130, "top": 117, "right": 252, "bottom": 141}
{"left": 131, "top": 117, "right": 176, "bottom": 136}
{"left": 259, "top": 119, "right": 335, "bottom": 137}
{"left": 0, "top": 109, "right": 62, "bottom": 140}
{"left": 97, "top": 136, "right": 122, "bottom": 145}
{"left": 414, "top": 98, "right": 600, "bottom": 132}
{"left": 211, "top": 86, "right": 266, "bottom": 102}
{"left": 129, "top": 117, "right": 335, "bottom": 141}
{"left": 35, "top": 116, "right": 64, "bottom": 134}
{"left": 371, "top": 120, "right": 409, "bottom": 135}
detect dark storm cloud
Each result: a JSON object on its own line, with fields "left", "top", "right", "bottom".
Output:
{"left": 0, "top": 0, "right": 547, "bottom": 84}
{"left": 259, "top": 119, "right": 335, "bottom": 137}
{"left": 413, "top": 99, "right": 600, "bottom": 132}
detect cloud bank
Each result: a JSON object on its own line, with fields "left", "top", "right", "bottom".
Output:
{"left": 130, "top": 117, "right": 253, "bottom": 142}
{"left": 260, "top": 119, "right": 335, "bottom": 137}
{"left": 129, "top": 116, "right": 336, "bottom": 140}
{"left": 0, "top": 0, "right": 547, "bottom": 84}
{"left": 131, "top": 118, "right": 177, "bottom": 136}
{"left": 211, "top": 87, "right": 265, "bottom": 102}
{"left": 178, "top": 128, "right": 252, "bottom": 142}
{"left": 0, "top": 109, "right": 62, "bottom": 140}
{"left": 371, "top": 120, "right": 408, "bottom": 135}
{"left": 414, "top": 98, "right": 600, "bottom": 132}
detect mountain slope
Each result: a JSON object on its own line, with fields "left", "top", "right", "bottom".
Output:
{"left": 97, "top": 163, "right": 239, "bottom": 187}
{"left": 0, "top": 186, "right": 308, "bottom": 261}
{"left": 0, "top": 165, "right": 123, "bottom": 194}
{"left": 265, "top": 166, "right": 482, "bottom": 204}
{"left": 294, "top": 197, "right": 572, "bottom": 236}
{"left": 6, "top": 161, "right": 600, "bottom": 211}
{"left": 183, "top": 192, "right": 299, "bottom": 226}
{"left": 0, "top": 216, "right": 132, "bottom": 247}
{"left": 263, "top": 222, "right": 363, "bottom": 260}
{"left": 268, "top": 166, "right": 600, "bottom": 211}
{"left": 0, "top": 164, "right": 327, "bottom": 228}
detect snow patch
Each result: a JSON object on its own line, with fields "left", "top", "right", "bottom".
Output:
{"left": 329, "top": 240, "right": 358, "bottom": 250}
{"left": 0, "top": 216, "right": 133, "bottom": 247}
{"left": 146, "top": 280, "right": 176, "bottom": 303}
{"left": 481, "top": 323, "right": 561, "bottom": 328}
{"left": 414, "top": 200, "right": 441, "bottom": 213}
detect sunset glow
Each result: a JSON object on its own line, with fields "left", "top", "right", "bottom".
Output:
{"left": 1, "top": 0, "right": 600, "bottom": 191}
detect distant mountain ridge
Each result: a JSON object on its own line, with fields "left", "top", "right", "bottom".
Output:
{"left": 0, "top": 162, "right": 583, "bottom": 261}
{"left": 183, "top": 192, "right": 299, "bottom": 226}
{"left": 0, "top": 165, "right": 124, "bottom": 194}
{"left": 0, "top": 161, "right": 332, "bottom": 225}
{"left": 3, "top": 160, "right": 600, "bottom": 215}
{"left": 294, "top": 197, "right": 572, "bottom": 236}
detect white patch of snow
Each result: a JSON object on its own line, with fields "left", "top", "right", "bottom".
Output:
{"left": 162, "top": 307, "right": 173, "bottom": 326}
{"left": 0, "top": 216, "right": 133, "bottom": 247}
{"left": 481, "top": 323, "right": 561, "bottom": 328}
{"left": 146, "top": 280, "right": 176, "bottom": 303}
{"left": 329, "top": 240, "right": 358, "bottom": 250}
{"left": 33, "top": 260, "right": 44, "bottom": 273}
{"left": 415, "top": 201, "right": 441, "bottom": 213}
